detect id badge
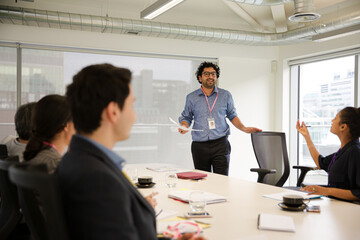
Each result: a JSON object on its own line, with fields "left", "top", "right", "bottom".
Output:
{"left": 208, "top": 117, "right": 216, "bottom": 130}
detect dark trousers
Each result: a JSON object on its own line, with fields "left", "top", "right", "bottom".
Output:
{"left": 191, "top": 136, "right": 231, "bottom": 176}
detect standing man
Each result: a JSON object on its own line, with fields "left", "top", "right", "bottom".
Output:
{"left": 58, "top": 64, "right": 204, "bottom": 240}
{"left": 178, "top": 62, "right": 261, "bottom": 176}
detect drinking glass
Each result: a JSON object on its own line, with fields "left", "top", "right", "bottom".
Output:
{"left": 189, "top": 191, "right": 206, "bottom": 213}
{"left": 165, "top": 171, "right": 177, "bottom": 188}
{"left": 127, "top": 168, "right": 138, "bottom": 182}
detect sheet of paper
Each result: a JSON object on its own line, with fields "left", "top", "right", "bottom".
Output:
{"left": 262, "top": 191, "right": 322, "bottom": 201}
{"left": 156, "top": 209, "right": 178, "bottom": 220}
{"left": 258, "top": 213, "right": 296, "bottom": 232}
{"left": 169, "top": 117, "right": 203, "bottom": 132}
{"left": 146, "top": 166, "right": 179, "bottom": 172}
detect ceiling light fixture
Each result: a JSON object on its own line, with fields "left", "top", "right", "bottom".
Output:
{"left": 141, "top": 0, "right": 185, "bottom": 20}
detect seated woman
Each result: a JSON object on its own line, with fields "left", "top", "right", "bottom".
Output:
{"left": 297, "top": 107, "right": 360, "bottom": 201}
{"left": 23, "top": 94, "right": 75, "bottom": 174}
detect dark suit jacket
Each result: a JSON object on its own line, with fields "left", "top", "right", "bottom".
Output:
{"left": 58, "top": 135, "right": 157, "bottom": 240}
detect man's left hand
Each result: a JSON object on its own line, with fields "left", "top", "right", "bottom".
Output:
{"left": 243, "top": 127, "right": 262, "bottom": 133}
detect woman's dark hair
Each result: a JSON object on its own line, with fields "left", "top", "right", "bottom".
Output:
{"left": 339, "top": 107, "right": 360, "bottom": 139}
{"left": 66, "top": 63, "right": 131, "bottom": 134}
{"left": 195, "top": 62, "right": 220, "bottom": 84}
{"left": 23, "top": 94, "right": 72, "bottom": 161}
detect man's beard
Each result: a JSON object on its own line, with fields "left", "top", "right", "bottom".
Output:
{"left": 202, "top": 79, "right": 215, "bottom": 89}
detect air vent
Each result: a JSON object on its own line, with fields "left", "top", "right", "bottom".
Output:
{"left": 289, "top": 13, "right": 321, "bottom": 22}
{"left": 289, "top": 0, "right": 321, "bottom": 22}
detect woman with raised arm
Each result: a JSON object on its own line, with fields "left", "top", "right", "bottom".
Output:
{"left": 297, "top": 107, "right": 360, "bottom": 201}
{"left": 23, "top": 94, "right": 75, "bottom": 174}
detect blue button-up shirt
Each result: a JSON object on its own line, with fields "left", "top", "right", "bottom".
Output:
{"left": 76, "top": 134, "right": 126, "bottom": 170}
{"left": 179, "top": 86, "right": 237, "bottom": 142}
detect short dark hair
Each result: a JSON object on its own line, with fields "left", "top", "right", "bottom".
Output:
{"left": 24, "top": 95, "right": 72, "bottom": 161}
{"left": 15, "top": 102, "right": 36, "bottom": 140}
{"left": 66, "top": 63, "right": 132, "bottom": 134}
{"left": 339, "top": 107, "right": 360, "bottom": 139}
{"left": 195, "top": 61, "right": 220, "bottom": 84}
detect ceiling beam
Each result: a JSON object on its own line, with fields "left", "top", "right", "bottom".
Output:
{"left": 222, "top": 0, "right": 265, "bottom": 33}
{"left": 271, "top": 4, "right": 288, "bottom": 33}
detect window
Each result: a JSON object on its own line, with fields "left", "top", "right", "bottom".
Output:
{"left": 0, "top": 43, "right": 212, "bottom": 169}
{"left": 290, "top": 54, "right": 359, "bottom": 185}
{"left": 0, "top": 46, "right": 17, "bottom": 138}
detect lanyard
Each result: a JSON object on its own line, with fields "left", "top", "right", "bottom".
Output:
{"left": 327, "top": 149, "right": 340, "bottom": 185}
{"left": 43, "top": 141, "right": 58, "bottom": 153}
{"left": 200, "top": 86, "right": 218, "bottom": 118}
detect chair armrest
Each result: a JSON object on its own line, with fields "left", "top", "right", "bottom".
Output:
{"left": 292, "top": 165, "right": 318, "bottom": 187}
{"left": 250, "top": 168, "right": 276, "bottom": 183}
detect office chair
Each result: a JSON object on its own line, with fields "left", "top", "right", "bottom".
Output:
{"left": 250, "top": 132, "right": 316, "bottom": 187}
{"left": 0, "top": 156, "right": 24, "bottom": 240}
{"left": 0, "top": 144, "right": 8, "bottom": 159}
{"left": 9, "top": 163, "right": 70, "bottom": 240}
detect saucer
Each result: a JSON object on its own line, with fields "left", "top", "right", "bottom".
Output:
{"left": 135, "top": 182, "right": 156, "bottom": 188}
{"left": 278, "top": 203, "right": 307, "bottom": 211}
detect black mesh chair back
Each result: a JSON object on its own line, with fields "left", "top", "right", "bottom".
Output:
{"left": 251, "top": 132, "right": 290, "bottom": 187}
{"left": 9, "top": 163, "right": 69, "bottom": 240}
{"left": 0, "top": 144, "right": 8, "bottom": 159}
{"left": 0, "top": 156, "right": 22, "bottom": 239}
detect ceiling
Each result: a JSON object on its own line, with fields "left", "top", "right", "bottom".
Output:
{"left": 0, "top": 0, "right": 360, "bottom": 45}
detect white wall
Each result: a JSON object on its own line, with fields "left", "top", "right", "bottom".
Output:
{"left": 219, "top": 57, "right": 276, "bottom": 180}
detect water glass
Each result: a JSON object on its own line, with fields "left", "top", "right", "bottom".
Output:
{"left": 165, "top": 171, "right": 177, "bottom": 188}
{"left": 189, "top": 191, "right": 206, "bottom": 213}
{"left": 128, "top": 168, "right": 138, "bottom": 182}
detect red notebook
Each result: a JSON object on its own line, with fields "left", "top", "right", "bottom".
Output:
{"left": 176, "top": 172, "right": 207, "bottom": 180}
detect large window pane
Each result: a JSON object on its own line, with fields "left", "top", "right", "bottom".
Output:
{"left": 0, "top": 46, "right": 206, "bottom": 169}
{"left": 298, "top": 56, "right": 355, "bottom": 183}
{"left": 22, "top": 49, "right": 65, "bottom": 103}
{"left": 61, "top": 52, "right": 202, "bottom": 168}
{"left": 0, "top": 47, "right": 17, "bottom": 138}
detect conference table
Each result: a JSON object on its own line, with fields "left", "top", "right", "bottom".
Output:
{"left": 124, "top": 164, "right": 360, "bottom": 240}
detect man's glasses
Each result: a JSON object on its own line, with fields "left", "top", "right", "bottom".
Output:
{"left": 202, "top": 72, "right": 217, "bottom": 77}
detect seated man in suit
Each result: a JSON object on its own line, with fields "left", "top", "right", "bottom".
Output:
{"left": 1, "top": 102, "right": 36, "bottom": 162}
{"left": 58, "top": 64, "right": 205, "bottom": 240}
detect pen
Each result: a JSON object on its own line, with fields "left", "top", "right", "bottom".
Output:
{"left": 305, "top": 125, "right": 311, "bottom": 128}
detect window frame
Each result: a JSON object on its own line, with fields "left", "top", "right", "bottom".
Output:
{"left": 289, "top": 51, "right": 359, "bottom": 186}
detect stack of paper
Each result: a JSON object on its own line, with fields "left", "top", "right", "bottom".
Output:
{"left": 257, "top": 213, "right": 296, "bottom": 232}
{"left": 168, "top": 190, "right": 227, "bottom": 204}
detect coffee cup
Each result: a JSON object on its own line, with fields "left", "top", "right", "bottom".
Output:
{"left": 138, "top": 176, "right": 153, "bottom": 185}
{"left": 283, "top": 194, "right": 305, "bottom": 207}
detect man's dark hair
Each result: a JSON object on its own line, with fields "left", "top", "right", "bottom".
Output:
{"left": 66, "top": 63, "right": 132, "bottom": 134}
{"left": 15, "top": 102, "right": 36, "bottom": 140}
{"left": 195, "top": 61, "right": 220, "bottom": 84}
{"left": 340, "top": 107, "right": 360, "bottom": 139}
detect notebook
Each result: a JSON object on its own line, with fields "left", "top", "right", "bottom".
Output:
{"left": 168, "top": 190, "right": 227, "bottom": 204}
{"left": 257, "top": 213, "right": 296, "bottom": 232}
{"left": 176, "top": 172, "right": 207, "bottom": 179}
